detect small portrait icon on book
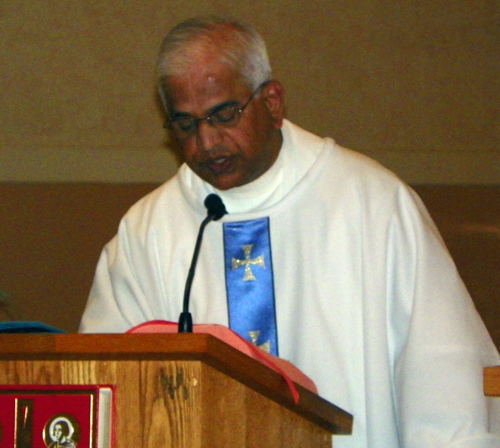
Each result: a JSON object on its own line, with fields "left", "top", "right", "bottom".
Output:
{"left": 44, "top": 415, "right": 80, "bottom": 448}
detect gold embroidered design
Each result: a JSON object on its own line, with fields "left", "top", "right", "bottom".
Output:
{"left": 248, "top": 330, "right": 271, "bottom": 354}
{"left": 232, "top": 244, "right": 265, "bottom": 281}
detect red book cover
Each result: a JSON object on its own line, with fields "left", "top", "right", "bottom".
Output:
{"left": 0, "top": 385, "right": 114, "bottom": 448}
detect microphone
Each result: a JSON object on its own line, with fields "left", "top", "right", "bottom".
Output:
{"left": 178, "top": 194, "right": 227, "bottom": 333}
{"left": 204, "top": 193, "right": 227, "bottom": 220}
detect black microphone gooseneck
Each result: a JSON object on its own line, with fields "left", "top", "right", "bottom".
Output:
{"left": 178, "top": 194, "right": 227, "bottom": 333}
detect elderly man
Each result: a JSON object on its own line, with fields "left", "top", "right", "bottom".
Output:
{"left": 80, "top": 16, "right": 500, "bottom": 448}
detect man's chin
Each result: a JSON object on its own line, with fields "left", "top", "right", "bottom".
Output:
{"left": 208, "top": 177, "right": 239, "bottom": 191}
{"left": 195, "top": 165, "right": 259, "bottom": 190}
{"left": 200, "top": 172, "right": 245, "bottom": 191}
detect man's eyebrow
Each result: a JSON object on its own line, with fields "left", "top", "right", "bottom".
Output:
{"left": 208, "top": 101, "right": 239, "bottom": 114}
{"left": 170, "top": 100, "right": 239, "bottom": 118}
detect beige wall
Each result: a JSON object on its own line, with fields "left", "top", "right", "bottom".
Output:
{"left": 1, "top": 1, "right": 499, "bottom": 184}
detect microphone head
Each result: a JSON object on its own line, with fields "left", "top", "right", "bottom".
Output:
{"left": 204, "top": 194, "right": 227, "bottom": 220}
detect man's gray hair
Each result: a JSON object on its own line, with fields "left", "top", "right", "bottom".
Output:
{"left": 157, "top": 16, "right": 272, "bottom": 108}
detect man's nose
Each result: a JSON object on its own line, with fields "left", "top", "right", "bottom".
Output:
{"left": 196, "top": 120, "right": 223, "bottom": 151}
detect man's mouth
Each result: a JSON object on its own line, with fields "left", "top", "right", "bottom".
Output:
{"left": 205, "top": 156, "right": 233, "bottom": 173}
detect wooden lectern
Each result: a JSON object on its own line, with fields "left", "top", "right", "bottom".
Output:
{"left": 484, "top": 366, "right": 500, "bottom": 398}
{"left": 0, "top": 333, "right": 352, "bottom": 447}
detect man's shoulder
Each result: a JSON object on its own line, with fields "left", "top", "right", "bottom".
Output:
{"left": 331, "top": 145, "right": 412, "bottom": 206}
{"left": 122, "top": 173, "right": 184, "bottom": 221}
{"left": 284, "top": 119, "right": 404, "bottom": 186}
{"left": 335, "top": 144, "right": 399, "bottom": 180}
{"left": 283, "top": 119, "right": 409, "bottom": 202}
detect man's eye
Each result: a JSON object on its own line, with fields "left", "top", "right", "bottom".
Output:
{"left": 175, "top": 117, "right": 195, "bottom": 131}
{"left": 213, "top": 106, "right": 238, "bottom": 124}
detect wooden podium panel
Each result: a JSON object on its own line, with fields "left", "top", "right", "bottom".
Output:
{"left": 484, "top": 366, "right": 500, "bottom": 397}
{"left": 0, "top": 334, "right": 352, "bottom": 447}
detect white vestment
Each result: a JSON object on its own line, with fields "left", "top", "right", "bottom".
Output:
{"left": 80, "top": 119, "right": 500, "bottom": 448}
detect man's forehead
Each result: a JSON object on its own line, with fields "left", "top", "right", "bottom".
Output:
{"left": 165, "top": 71, "right": 250, "bottom": 114}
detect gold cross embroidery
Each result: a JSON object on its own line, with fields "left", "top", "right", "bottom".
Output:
{"left": 248, "top": 330, "right": 271, "bottom": 354}
{"left": 232, "top": 244, "right": 265, "bottom": 282}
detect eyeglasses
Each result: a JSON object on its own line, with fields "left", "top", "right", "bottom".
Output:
{"left": 164, "top": 81, "right": 270, "bottom": 137}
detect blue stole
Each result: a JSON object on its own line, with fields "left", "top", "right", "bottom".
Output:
{"left": 223, "top": 218, "right": 278, "bottom": 356}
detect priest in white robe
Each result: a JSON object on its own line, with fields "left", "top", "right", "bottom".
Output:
{"left": 80, "top": 16, "right": 500, "bottom": 448}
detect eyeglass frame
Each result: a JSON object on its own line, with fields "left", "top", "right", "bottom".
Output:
{"left": 163, "top": 80, "right": 271, "bottom": 137}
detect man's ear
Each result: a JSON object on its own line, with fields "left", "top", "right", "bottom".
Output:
{"left": 262, "top": 80, "right": 285, "bottom": 128}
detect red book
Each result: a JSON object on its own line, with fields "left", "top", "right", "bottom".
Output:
{"left": 0, "top": 385, "right": 114, "bottom": 448}
{"left": 128, "top": 320, "right": 318, "bottom": 403}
